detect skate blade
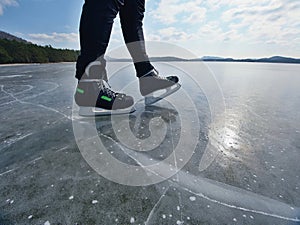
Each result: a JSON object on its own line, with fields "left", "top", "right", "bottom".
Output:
{"left": 145, "top": 83, "right": 181, "bottom": 105}
{"left": 79, "top": 106, "right": 135, "bottom": 116}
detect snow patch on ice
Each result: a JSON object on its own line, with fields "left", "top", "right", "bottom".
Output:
{"left": 130, "top": 217, "right": 135, "bottom": 223}
{"left": 189, "top": 196, "right": 196, "bottom": 201}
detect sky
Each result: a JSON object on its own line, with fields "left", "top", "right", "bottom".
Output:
{"left": 0, "top": 0, "right": 300, "bottom": 58}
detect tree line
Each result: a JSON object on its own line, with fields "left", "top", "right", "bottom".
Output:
{"left": 0, "top": 39, "right": 79, "bottom": 64}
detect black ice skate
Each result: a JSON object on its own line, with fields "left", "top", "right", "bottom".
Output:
{"left": 75, "top": 60, "right": 135, "bottom": 116}
{"left": 75, "top": 79, "right": 135, "bottom": 116}
{"left": 139, "top": 69, "right": 181, "bottom": 105}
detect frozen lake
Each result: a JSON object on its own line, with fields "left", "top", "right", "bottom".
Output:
{"left": 0, "top": 62, "right": 299, "bottom": 224}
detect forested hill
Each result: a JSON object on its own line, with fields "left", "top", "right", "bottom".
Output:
{"left": 0, "top": 31, "right": 28, "bottom": 43}
{"left": 0, "top": 31, "right": 79, "bottom": 64}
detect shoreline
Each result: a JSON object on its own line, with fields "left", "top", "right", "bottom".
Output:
{"left": 0, "top": 62, "right": 75, "bottom": 67}
{"left": 1, "top": 61, "right": 299, "bottom": 68}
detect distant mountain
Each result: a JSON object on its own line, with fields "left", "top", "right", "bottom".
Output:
{"left": 0, "top": 31, "right": 29, "bottom": 43}
{"left": 150, "top": 56, "right": 189, "bottom": 62}
{"left": 108, "top": 55, "right": 300, "bottom": 64}
{"left": 256, "top": 56, "right": 300, "bottom": 64}
{"left": 201, "top": 56, "right": 227, "bottom": 60}
{"left": 199, "top": 55, "right": 300, "bottom": 64}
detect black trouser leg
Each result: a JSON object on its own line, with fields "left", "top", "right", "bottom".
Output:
{"left": 75, "top": 0, "right": 119, "bottom": 80}
{"left": 120, "top": 0, "right": 154, "bottom": 77}
{"left": 75, "top": 0, "right": 154, "bottom": 80}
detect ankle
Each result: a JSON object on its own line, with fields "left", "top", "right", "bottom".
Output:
{"left": 139, "top": 69, "right": 157, "bottom": 78}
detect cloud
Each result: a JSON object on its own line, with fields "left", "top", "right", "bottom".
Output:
{"left": 220, "top": 1, "right": 300, "bottom": 45}
{"left": 150, "top": 0, "right": 206, "bottom": 24}
{"left": 147, "top": 0, "right": 300, "bottom": 49}
{"left": 0, "top": 0, "right": 18, "bottom": 15}
{"left": 157, "top": 27, "right": 190, "bottom": 40}
{"left": 28, "top": 32, "right": 79, "bottom": 44}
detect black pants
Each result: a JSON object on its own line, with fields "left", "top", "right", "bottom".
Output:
{"left": 75, "top": 0, "right": 154, "bottom": 80}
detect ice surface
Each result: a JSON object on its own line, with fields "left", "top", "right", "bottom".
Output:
{"left": 0, "top": 62, "right": 299, "bottom": 224}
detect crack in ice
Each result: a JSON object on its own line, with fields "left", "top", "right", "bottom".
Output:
{"left": 0, "top": 84, "right": 71, "bottom": 120}
{"left": 145, "top": 187, "right": 170, "bottom": 225}
{"left": 109, "top": 142, "right": 300, "bottom": 223}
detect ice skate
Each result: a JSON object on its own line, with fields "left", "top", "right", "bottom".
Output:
{"left": 139, "top": 69, "right": 181, "bottom": 105}
{"left": 75, "top": 79, "right": 135, "bottom": 116}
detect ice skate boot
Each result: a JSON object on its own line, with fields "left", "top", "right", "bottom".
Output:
{"left": 139, "top": 69, "right": 181, "bottom": 105}
{"left": 75, "top": 79, "right": 135, "bottom": 116}
{"left": 75, "top": 60, "right": 135, "bottom": 116}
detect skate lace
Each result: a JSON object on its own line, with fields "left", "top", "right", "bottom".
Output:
{"left": 152, "top": 69, "right": 168, "bottom": 80}
{"left": 97, "top": 80, "right": 116, "bottom": 99}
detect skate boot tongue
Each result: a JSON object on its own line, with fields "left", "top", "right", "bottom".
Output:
{"left": 82, "top": 59, "right": 108, "bottom": 81}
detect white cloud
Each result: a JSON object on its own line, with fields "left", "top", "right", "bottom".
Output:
{"left": 159, "top": 27, "right": 196, "bottom": 42}
{"left": 0, "top": 0, "right": 18, "bottom": 15}
{"left": 147, "top": 0, "right": 300, "bottom": 53}
{"left": 150, "top": 0, "right": 206, "bottom": 24}
{"left": 183, "top": 7, "right": 206, "bottom": 24}
{"left": 220, "top": 1, "right": 300, "bottom": 46}
{"left": 28, "top": 32, "right": 79, "bottom": 44}
{"left": 26, "top": 32, "right": 79, "bottom": 49}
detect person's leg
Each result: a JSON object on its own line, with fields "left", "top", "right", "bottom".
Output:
{"left": 119, "top": 0, "right": 154, "bottom": 77}
{"left": 75, "top": 0, "right": 134, "bottom": 112}
{"left": 75, "top": 0, "right": 119, "bottom": 80}
{"left": 119, "top": 0, "right": 179, "bottom": 105}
